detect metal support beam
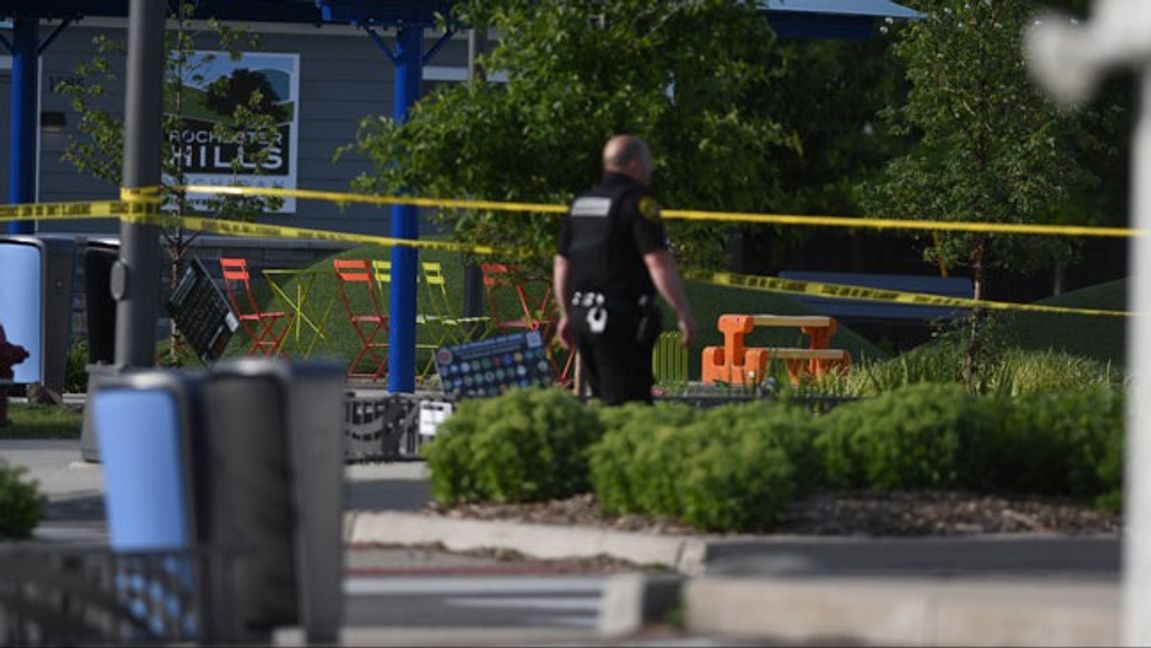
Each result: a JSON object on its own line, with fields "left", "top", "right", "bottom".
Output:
{"left": 357, "top": 23, "right": 400, "bottom": 65}
{"left": 387, "top": 24, "right": 422, "bottom": 393}
{"left": 38, "top": 18, "right": 75, "bottom": 55}
{"left": 114, "top": 0, "right": 165, "bottom": 369}
{"left": 6, "top": 16, "right": 37, "bottom": 235}
{"left": 462, "top": 26, "right": 486, "bottom": 340}
{"left": 422, "top": 28, "right": 456, "bottom": 65}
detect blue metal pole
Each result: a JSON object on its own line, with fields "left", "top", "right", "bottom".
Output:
{"left": 387, "top": 25, "right": 422, "bottom": 393}
{"left": 7, "top": 16, "right": 37, "bottom": 235}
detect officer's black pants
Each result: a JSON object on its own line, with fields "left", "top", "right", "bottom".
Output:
{"left": 573, "top": 307, "right": 659, "bottom": 406}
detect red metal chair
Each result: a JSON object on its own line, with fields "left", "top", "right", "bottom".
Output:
{"left": 334, "top": 258, "right": 388, "bottom": 382}
{"left": 219, "top": 257, "right": 290, "bottom": 357}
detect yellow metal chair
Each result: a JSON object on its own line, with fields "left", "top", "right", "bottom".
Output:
{"left": 373, "top": 259, "right": 442, "bottom": 379}
{"left": 419, "top": 262, "right": 489, "bottom": 347}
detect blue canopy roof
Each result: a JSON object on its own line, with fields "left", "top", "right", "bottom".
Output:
{"left": 762, "top": 0, "right": 920, "bottom": 40}
{"left": 763, "top": 0, "right": 919, "bottom": 20}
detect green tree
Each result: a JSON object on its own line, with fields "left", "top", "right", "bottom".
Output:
{"left": 205, "top": 68, "right": 289, "bottom": 122}
{"left": 858, "top": 0, "right": 1103, "bottom": 384}
{"left": 56, "top": 3, "right": 283, "bottom": 363}
{"left": 344, "top": 0, "right": 798, "bottom": 272}
{"left": 738, "top": 34, "right": 913, "bottom": 271}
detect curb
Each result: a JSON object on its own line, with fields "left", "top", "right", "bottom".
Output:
{"left": 598, "top": 573, "right": 685, "bottom": 636}
{"left": 343, "top": 512, "right": 1122, "bottom": 646}
{"left": 344, "top": 510, "right": 709, "bottom": 574}
{"left": 683, "top": 577, "right": 1119, "bottom": 646}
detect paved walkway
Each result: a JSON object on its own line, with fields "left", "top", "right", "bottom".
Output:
{"left": 0, "top": 438, "right": 1124, "bottom": 645}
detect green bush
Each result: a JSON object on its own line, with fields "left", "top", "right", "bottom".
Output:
{"left": 1096, "top": 418, "right": 1124, "bottom": 512}
{"left": 590, "top": 402, "right": 700, "bottom": 516}
{"left": 676, "top": 404, "right": 819, "bottom": 531}
{"left": 65, "top": 340, "right": 89, "bottom": 393}
{"left": 590, "top": 401, "right": 817, "bottom": 532}
{"left": 422, "top": 388, "right": 603, "bottom": 505}
{"left": 0, "top": 462, "right": 44, "bottom": 539}
{"left": 985, "top": 389, "right": 1124, "bottom": 498}
{"left": 817, "top": 383, "right": 1000, "bottom": 490}
{"left": 703, "top": 402, "right": 824, "bottom": 494}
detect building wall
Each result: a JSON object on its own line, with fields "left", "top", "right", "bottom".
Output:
{"left": 2, "top": 19, "right": 486, "bottom": 344}
{"left": 28, "top": 19, "right": 480, "bottom": 237}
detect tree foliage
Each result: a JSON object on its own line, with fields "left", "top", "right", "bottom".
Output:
{"left": 345, "top": 0, "right": 799, "bottom": 271}
{"left": 857, "top": 0, "right": 1105, "bottom": 382}
{"left": 205, "top": 68, "right": 289, "bottom": 122}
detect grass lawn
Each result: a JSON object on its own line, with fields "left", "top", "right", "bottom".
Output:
{"left": 218, "top": 244, "right": 886, "bottom": 381}
{"left": 999, "top": 278, "right": 1127, "bottom": 367}
{"left": 2, "top": 403, "right": 83, "bottom": 439}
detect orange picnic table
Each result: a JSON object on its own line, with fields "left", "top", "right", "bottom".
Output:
{"left": 701, "top": 314, "right": 850, "bottom": 386}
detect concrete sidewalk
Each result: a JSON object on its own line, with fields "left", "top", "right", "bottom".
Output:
{"left": 3, "top": 439, "right": 1123, "bottom": 646}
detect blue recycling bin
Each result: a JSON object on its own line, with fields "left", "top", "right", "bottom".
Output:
{"left": 90, "top": 370, "right": 201, "bottom": 638}
{"left": 0, "top": 235, "right": 76, "bottom": 392}
{"left": 89, "top": 360, "right": 345, "bottom": 644}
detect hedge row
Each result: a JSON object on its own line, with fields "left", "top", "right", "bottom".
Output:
{"left": 423, "top": 384, "right": 1124, "bottom": 532}
{"left": 0, "top": 462, "right": 44, "bottom": 539}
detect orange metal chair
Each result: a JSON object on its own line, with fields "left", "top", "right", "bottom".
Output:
{"left": 219, "top": 257, "right": 290, "bottom": 357}
{"left": 480, "top": 263, "right": 573, "bottom": 383}
{"left": 481, "top": 263, "right": 545, "bottom": 333}
{"left": 334, "top": 258, "right": 389, "bottom": 382}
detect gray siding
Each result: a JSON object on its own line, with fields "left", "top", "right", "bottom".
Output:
{"left": 27, "top": 21, "right": 475, "bottom": 237}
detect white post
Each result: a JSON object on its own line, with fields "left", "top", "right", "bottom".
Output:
{"left": 1125, "top": 65, "right": 1151, "bottom": 647}
{"left": 1025, "top": 3, "right": 1151, "bottom": 644}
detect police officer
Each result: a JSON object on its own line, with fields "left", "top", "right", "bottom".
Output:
{"left": 554, "top": 135, "right": 697, "bottom": 405}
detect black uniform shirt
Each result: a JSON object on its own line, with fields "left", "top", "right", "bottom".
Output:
{"left": 557, "top": 172, "right": 669, "bottom": 306}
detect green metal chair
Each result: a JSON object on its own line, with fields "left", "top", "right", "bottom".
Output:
{"left": 652, "top": 331, "right": 689, "bottom": 389}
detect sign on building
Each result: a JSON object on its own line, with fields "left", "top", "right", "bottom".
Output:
{"left": 168, "top": 51, "right": 300, "bottom": 213}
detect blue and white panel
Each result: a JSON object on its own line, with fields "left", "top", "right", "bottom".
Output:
{"left": 0, "top": 240, "right": 42, "bottom": 383}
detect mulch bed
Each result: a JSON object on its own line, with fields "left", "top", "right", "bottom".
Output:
{"left": 425, "top": 491, "right": 1121, "bottom": 537}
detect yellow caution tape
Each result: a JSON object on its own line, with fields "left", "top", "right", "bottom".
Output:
{"left": 115, "top": 210, "right": 504, "bottom": 256}
{"left": 181, "top": 183, "right": 1143, "bottom": 239}
{"left": 686, "top": 270, "right": 1130, "bottom": 317}
{"left": 663, "top": 210, "right": 1142, "bottom": 238}
{"left": 182, "top": 184, "right": 569, "bottom": 214}
{"left": 0, "top": 184, "right": 1139, "bottom": 238}
{"left": 120, "top": 186, "right": 164, "bottom": 201}
{"left": 0, "top": 188, "right": 1133, "bottom": 317}
{"left": 0, "top": 199, "right": 159, "bottom": 221}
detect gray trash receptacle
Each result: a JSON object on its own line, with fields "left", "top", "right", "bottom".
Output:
{"left": 198, "top": 358, "right": 345, "bottom": 644}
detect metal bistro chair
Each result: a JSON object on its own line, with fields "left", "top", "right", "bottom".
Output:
{"left": 334, "top": 258, "right": 388, "bottom": 382}
{"left": 420, "top": 261, "right": 489, "bottom": 347}
{"left": 480, "top": 262, "right": 574, "bottom": 384}
{"left": 219, "top": 257, "right": 290, "bottom": 357}
{"left": 373, "top": 260, "right": 453, "bottom": 379}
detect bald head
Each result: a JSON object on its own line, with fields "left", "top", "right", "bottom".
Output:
{"left": 603, "top": 135, "right": 653, "bottom": 186}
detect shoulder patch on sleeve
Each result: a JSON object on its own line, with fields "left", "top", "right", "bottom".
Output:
{"left": 638, "top": 195, "right": 661, "bottom": 222}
